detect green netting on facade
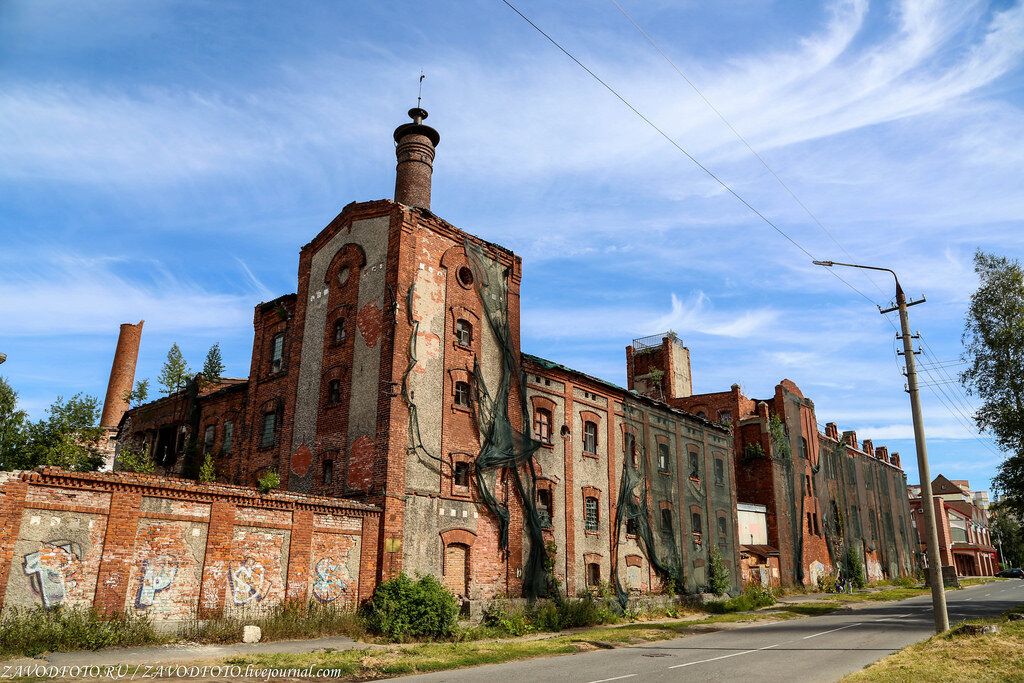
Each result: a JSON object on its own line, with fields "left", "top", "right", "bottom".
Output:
{"left": 463, "top": 240, "right": 550, "bottom": 601}
{"left": 610, "top": 399, "right": 679, "bottom": 609}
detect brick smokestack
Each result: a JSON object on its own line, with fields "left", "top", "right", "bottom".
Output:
{"left": 393, "top": 107, "right": 440, "bottom": 210}
{"left": 100, "top": 321, "right": 144, "bottom": 428}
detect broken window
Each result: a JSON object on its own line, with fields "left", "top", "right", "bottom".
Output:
{"left": 222, "top": 420, "right": 233, "bottom": 454}
{"left": 658, "top": 443, "right": 670, "bottom": 471}
{"left": 333, "top": 319, "right": 346, "bottom": 344}
{"left": 537, "top": 488, "right": 553, "bottom": 528}
{"left": 271, "top": 333, "right": 284, "bottom": 373}
{"left": 322, "top": 459, "right": 333, "bottom": 485}
{"left": 453, "top": 460, "right": 470, "bottom": 488}
{"left": 688, "top": 450, "right": 700, "bottom": 480}
{"left": 714, "top": 458, "right": 724, "bottom": 485}
{"left": 203, "top": 425, "right": 215, "bottom": 454}
{"left": 454, "top": 381, "right": 471, "bottom": 407}
{"left": 661, "top": 507, "right": 673, "bottom": 533}
{"left": 456, "top": 318, "right": 472, "bottom": 346}
{"left": 328, "top": 379, "right": 341, "bottom": 404}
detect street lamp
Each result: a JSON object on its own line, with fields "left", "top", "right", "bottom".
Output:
{"left": 813, "top": 260, "right": 950, "bottom": 633}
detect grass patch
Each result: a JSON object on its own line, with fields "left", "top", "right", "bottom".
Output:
{"left": 822, "top": 587, "right": 929, "bottom": 603}
{"left": 0, "top": 607, "right": 165, "bottom": 658}
{"left": 223, "top": 608, "right": 820, "bottom": 679}
{"left": 780, "top": 603, "right": 840, "bottom": 617}
{"left": 959, "top": 577, "right": 1003, "bottom": 587}
{"left": 177, "top": 600, "right": 365, "bottom": 644}
{"left": 845, "top": 613, "right": 1024, "bottom": 681}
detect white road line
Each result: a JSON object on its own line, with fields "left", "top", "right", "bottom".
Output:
{"left": 586, "top": 675, "right": 637, "bottom": 683}
{"left": 667, "top": 644, "right": 779, "bottom": 669}
{"left": 964, "top": 598, "right": 972, "bottom": 601}
{"left": 874, "top": 613, "right": 911, "bottom": 622}
{"left": 803, "top": 623, "right": 863, "bottom": 639}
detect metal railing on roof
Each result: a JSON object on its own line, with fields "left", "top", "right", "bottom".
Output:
{"left": 632, "top": 332, "right": 684, "bottom": 352}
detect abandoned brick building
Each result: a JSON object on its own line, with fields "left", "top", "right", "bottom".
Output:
{"left": 626, "top": 336, "right": 917, "bottom": 585}
{"left": 98, "top": 106, "right": 921, "bottom": 619}
{"left": 116, "top": 107, "right": 744, "bottom": 605}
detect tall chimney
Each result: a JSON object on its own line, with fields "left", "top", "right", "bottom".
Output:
{"left": 393, "top": 107, "right": 440, "bottom": 210}
{"left": 100, "top": 321, "right": 144, "bottom": 428}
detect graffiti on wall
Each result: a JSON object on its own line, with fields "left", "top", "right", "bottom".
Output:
{"left": 311, "top": 557, "right": 353, "bottom": 603}
{"left": 22, "top": 540, "right": 83, "bottom": 609}
{"left": 229, "top": 556, "right": 272, "bottom": 605}
{"left": 136, "top": 555, "right": 178, "bottom": 608}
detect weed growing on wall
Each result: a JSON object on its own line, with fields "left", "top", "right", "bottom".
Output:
{"left": 257, "top": 469, "right": 280, "bottom": 494}
{"left": 115, "top": 444, "right": 155, "bottom": 475}
{"left": 198, "top": 453, "right": 216, "bottom": 483}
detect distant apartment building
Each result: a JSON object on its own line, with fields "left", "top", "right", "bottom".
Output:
{"left": 909, "top": 475, "right": 997, "bottom": 577}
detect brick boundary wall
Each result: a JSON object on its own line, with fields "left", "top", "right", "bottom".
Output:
{"left": 0, "top": 468, "right": 380, "bottom": 621}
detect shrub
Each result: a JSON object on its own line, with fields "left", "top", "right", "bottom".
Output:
{"left": 818, "top": 574, "right": 838, "bottom": 593}
{"left": 705, "top": 583, "right": 776, "bottom": 613}
{"left": 0, "top": 607, "right": 162, "bottom": 657}
{"left": 199, "top": 452, "right": 216, "bottom": 483}
{"left": 257, "top": 469, "right": 280, "bottom": 494}
{"left": 360, "top": 573, "right": 458, "bottom": 641}
{"left": 116, "top": 444, "right": 155, "bottom": 475}
{"left": 708, "top": 544, "right": 730, "bottom": 596}
{"left": 483, "top": 597, "right": 533, "bottom": 636}
{"left": 843, "top": 546, "right": 867, "bottom": 589}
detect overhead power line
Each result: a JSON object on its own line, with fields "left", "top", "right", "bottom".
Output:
{"left": 499, "top": 0, "right": 1002, "bottom": 458}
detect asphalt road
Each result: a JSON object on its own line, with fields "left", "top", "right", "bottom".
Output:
{"left": 403, "top": 580, "right": 1024, "bottom": 682}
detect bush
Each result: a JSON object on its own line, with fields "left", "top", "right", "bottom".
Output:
{"left": 818, "top": 574, "right": 839, "bottom": 593}
{"left": 0, "top": 607, "right": 162, "bottom": 657}
{"left": 257, "top": 469, "right": 280, "bottom": 494}
{"left": 116, "top": 444, "right": 155, "bottom": 475}
{"left": 708, "top": 544, "right": 730, "bottom": 596}
{"left": 199, "top": 453, "right": 216, "bottom": 483}
{"left": 890, "top": 574, "right": 918, "bottom": 588}
{"left": 705, "top": 583, "right": 776, "bottom": 614}
{"left": 360, "top": 573, "right": 458, "bottom": 641}
{"left": 483, "top": 597, "right": 533, "bottom": 636}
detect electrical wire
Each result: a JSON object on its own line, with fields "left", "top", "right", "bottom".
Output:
{"left": 499, "top": 0, "right": 1002, "bottom": 459}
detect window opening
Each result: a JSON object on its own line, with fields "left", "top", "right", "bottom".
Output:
{"left": 583, "top": 421, "right": 598, "bottom": 453}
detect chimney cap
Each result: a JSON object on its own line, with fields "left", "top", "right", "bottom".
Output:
{"left": 393, "top": 107, "right": 440, "bottom": 146}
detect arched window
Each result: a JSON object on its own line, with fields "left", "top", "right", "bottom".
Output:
{"left": 534, "top": 408, "right": 552, "bottom": 444}
{"left": 322, "top": 459, "right": 334, "bottom": 485}
{"left": 453, "top": 460, "right": 470, "bottom": 488}
{"left": 587, "top": 562, "right": 601, "bottom": 587}
{"left": 688, "top": 451, "right": 700, "bottom": 480}
{"left": 583, "top": 421, "right": 598, "bottom": 453}
{"left": 717, "top": 515, "right": 728, "bottom": 539}
{"left": 454, "top": 381, "right": 471, "bottom": 407}
{"left": 658, "top": 443, "right": 670, "bottom": 471}
{"left": 270, "top": 333, "right": 285, "bottom": 373}
{"left": 333, "top": 318, "right": 346, "bottom": 344}
{"left": 661, "top": 507, "right": 673, "bottom": 533}
{"left": 456, "top": 319, "right": 472, "bottom": 346}
{"left": 327, "top": 379, "right": 341, "bottom": 404}
{"left": 223, "top": 420, "right": 233, "bottom": 454}
{"left": 718, "top": 410, "right": 731, "bottom": 424}
{"left": 714, "top": 458, "right": 725, "bottom": 485}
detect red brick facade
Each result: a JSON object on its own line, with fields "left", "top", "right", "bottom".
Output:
{"left": 0, "top": 469, "right": 378, "bottom": 619}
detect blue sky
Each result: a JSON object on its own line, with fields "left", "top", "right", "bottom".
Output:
{"left": 2, "top": 0, "right": 1022, "bottom": 494}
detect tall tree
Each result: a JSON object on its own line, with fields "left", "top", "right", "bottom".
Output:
{"left": 123, "top": 378, "right": 150, "bottom": 408}
{"left": 22, "top": 394, "right": 105, "bottom": 472}
{"left": 961, "top": 250, "right": 1024, "bottom": 516}
{"left": 0, "top": 376, "right": 29, "bottom": 470}
{"left": 201, "top": 343, "right": 225, "bottom": 388}
{"left": 990, "top": 505, "right": 1024, "bottom": 569}
{"left": 157, "top": 343, "right": 191, "bottom": 396}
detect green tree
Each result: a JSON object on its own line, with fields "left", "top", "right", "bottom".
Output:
{"left": 157, "top": 343, "right": 191, "bottom": 396}
{"left": 990, "top": 505, "right": 1024, "bottom": 568}
{"left": 123, "top": 378, "right": 150, "bottom": 408}
{"left": 22, "top": 394, "right": 105, "bottom": 472}
{"left": 961, "top": 251, "right": 1024, "bottom": 516}
{"left": 0, "top": 377, "right": 29, "bottom": 470}
{"left": 708, "top": 543, "right": 730, "bottom": 596}
{"left": 200, "top": 343, "right": 225, "bottom": 389}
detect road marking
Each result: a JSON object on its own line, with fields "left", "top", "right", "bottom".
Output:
{"left": 667, "top": 644, "right": 778, "bottom": 669}
{"left": 586, "top": 675, "right": 637, "bottom": 683}
{"left": 874, "top": 613, "right": 911, "bottom": 622}
{"left": 964, "top": 598, "right": 972, "bottom": 601}
{"left": 803, "top": 623, "right": 862, "bottom": 639}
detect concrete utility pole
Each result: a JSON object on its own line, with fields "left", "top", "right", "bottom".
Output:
{"left": 814, "top": 260, "right": 949, "bottom": 633}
